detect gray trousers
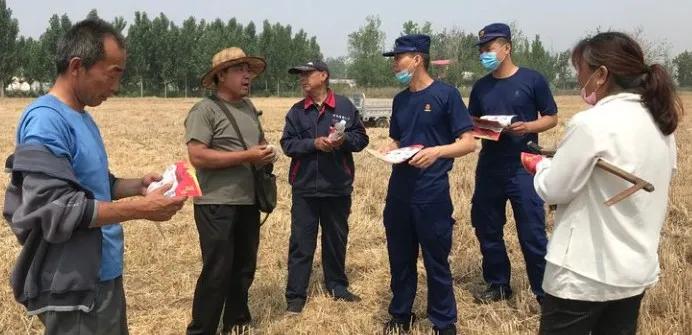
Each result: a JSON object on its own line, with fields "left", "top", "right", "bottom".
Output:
{"left": 38, "top": 276, "right": 128, "bottom": 335}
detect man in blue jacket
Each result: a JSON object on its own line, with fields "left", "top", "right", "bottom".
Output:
{"left": 281, "top": 60, "right": 369, "bottom": 314}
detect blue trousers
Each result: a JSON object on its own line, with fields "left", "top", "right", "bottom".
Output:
{"left": 383, "top": 198, "right": 456, "bottom": 329}
{"left": 471, "top": 168, "right": 547, "bottom": 296}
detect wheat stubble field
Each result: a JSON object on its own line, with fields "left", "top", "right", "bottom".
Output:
{"left": 0, "top": 94, "right": 690, "bottom": 334}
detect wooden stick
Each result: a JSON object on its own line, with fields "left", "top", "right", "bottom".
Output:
{"left": 594, "top": 160, "right": 655, "bottom": 192}
{"left": 604, "top": 183, "right": 647, "bottom": 206}
{"left": 526, "top": 142, "right": 655, "bottom": 206}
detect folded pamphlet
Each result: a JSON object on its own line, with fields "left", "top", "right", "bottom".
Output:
{"left": 471, "top": 115, "right": 517, "bottom": 141}
{"left": 366, "top": 145, "right": 424, "bottom": 164}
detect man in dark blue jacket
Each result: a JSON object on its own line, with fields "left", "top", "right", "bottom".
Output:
{"left": 280, "top": 60, "right": 369, "bottom": 314}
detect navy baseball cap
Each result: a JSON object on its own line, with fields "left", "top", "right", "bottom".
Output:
{"left": 383, "top": 34, "right": 431, "bottom": 57}
{"left": 476, "top": 23, "right": 512, "bottom": 46}
{"left": 288, "top": 60, "right": 330, "bottom": 74}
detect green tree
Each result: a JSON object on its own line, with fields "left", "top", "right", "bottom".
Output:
{"left": 160, "top": 19, "right": 179, "bottom": 97}
{"left": 401, "top": 20, "right": 433, "bottom": 36}
{"left": 308, "top": 36, "right": 322, "bottom": 60}
{"left": 243, "top": 21, "right": 258, "bottom": 54}
{"left": 268, "top": 22, "right": 293, "bottom": 94}
{"left": 525, "top": 35, "right": 557, "bottom": 84}
{"left": 13, "top": 10, "right": 323, "bottom": 97}
{"left": 125, "top": 11, "right": 152, "bottom": 96}
{"left": 347, "top": 15, "right": 390, "bottom": 87}
{"left": 428, "top": 28, "right": 483, "bottom": 85}
{"left": 149, "top": 13, "right": 172, "bottom": 94}
{"left": 175, "top": 17, "right": 203, "bottom": 96}
{"left": 40, "top": 14, "right": 72, "bottom": 75}
{"left": 326, "top": 56, "right": 348, "bottom": 78}
{"left": 196, "top": 18, "right": 228, "bottom": 93}
{"left": 257, "top": 20, "right": 275, "bottom": 93}
{"left": 554, "top": 50, "right": 574, "bottom": 90}
{"left": 0, "top": 0, "right": 19, "bottom": 97}
{"left": 16, "top": 37, "right": 47, "bottom": 93}
{"left": 673, "top": 51, "right": 692, "bottom": 87}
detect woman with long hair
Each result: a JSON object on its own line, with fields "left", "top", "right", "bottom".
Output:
{"left": 523, "top": 32, "right": 683, "bottom": 334}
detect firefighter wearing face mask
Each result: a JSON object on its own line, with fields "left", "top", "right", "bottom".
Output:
{"left": 468, "top": 23, "right": 559, "bottom": 305}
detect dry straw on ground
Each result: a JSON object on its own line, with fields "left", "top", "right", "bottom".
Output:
{"left": 0, "top": 95, "right": 690, "bottom": 334}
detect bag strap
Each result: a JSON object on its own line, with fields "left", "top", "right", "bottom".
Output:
{"left": 208, "top": 95, "right": 270, "bottom": 226}
{"left": 242, "top": 98, "right": 267, "bottom": 143}
{"left": 209, "top": 95, "right": 262, "bottom": 177}
{"left": 209, "top": 95, "right": 250, "bottom": 150}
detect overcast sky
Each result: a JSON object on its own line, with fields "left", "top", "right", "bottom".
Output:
{"left": 7, "top": 0, "right": 691, "bottom": 59}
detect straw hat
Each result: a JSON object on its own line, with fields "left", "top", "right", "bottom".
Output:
{"left": 200, "top": 47, "right": 266, "bottom": 89}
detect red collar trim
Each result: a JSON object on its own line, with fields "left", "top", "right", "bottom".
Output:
{"left": 304, "top": 89, "right": 336, "bottom": 111}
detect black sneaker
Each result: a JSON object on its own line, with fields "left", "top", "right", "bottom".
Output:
{"left": 433, "top": 324, "right": 457, "bottom": 335}
{"left": 474, "top": 284, "right": 513, "bottom": 304}
{"left": 286, "top": 300, "right": 305, "bottom": 315}
{"left": 331, "top": 287, "right": 362, "bottom": 302}
{"left": 383, "top": 314, "right": 416, "bottom": 334}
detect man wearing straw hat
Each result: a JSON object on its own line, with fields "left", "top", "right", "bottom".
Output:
{"left": 185, "top": 47, "right": 275, "bottom": 335}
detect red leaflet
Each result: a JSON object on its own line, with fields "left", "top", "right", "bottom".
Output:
{"left": 174, "top": 161, "right": 202, "bottom": 197}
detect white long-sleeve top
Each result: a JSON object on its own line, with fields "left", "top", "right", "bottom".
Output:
{"left": 534, "top": 93, "right": 677, "bottom": 300}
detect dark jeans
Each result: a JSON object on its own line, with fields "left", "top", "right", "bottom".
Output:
{"left": 186, "top": 205, "right": 260, "bottom": 335}
{"left": 471, "top": 168, "right": 547, "bottom": 296}
{"left": 539, "top": 293, "right": 645, "bottom": 335}
{"left": 285, "top": 196, "right": 351, "bottom": 304}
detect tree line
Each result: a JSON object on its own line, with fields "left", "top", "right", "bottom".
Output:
{"left": 0, "top": 5, "right": 321, "bottom": 97}
{"left": 1, "top": 2, "right": 691, "bottom": 98}
{"left": 336, "top": 16, "right": 692, "bottom": 90}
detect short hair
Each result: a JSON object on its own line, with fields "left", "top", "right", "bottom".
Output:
{"left": 421, "top": 53, "right": 430, "bottom": 70}
{"left": 56, "top": 18, "right": 125, "bottom": 75}
{"left": 495, "top": 37, "right": 512, "bottom": 53}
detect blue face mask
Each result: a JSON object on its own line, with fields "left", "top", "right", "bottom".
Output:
{"left": 394, "top": 68, "right": 414, "bottom": 85}
{"left": 480, "top": 52, "right": 501, "bottom": 72}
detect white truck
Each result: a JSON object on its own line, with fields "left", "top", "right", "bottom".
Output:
{"left": 347, "top": 93, "right": 392, "bottom": 128}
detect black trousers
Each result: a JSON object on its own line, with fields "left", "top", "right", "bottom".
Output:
{"left": 38, "top": 276, "right": 128, "bottom": 335}
{"left": 539, "top": 293, "right": 645, "bottom": 335}
{"left": 285, "top": 195, "right": 351, "bottom": 304}
{"left": 187, "top": 205, "right": 260, "bottom": 335}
